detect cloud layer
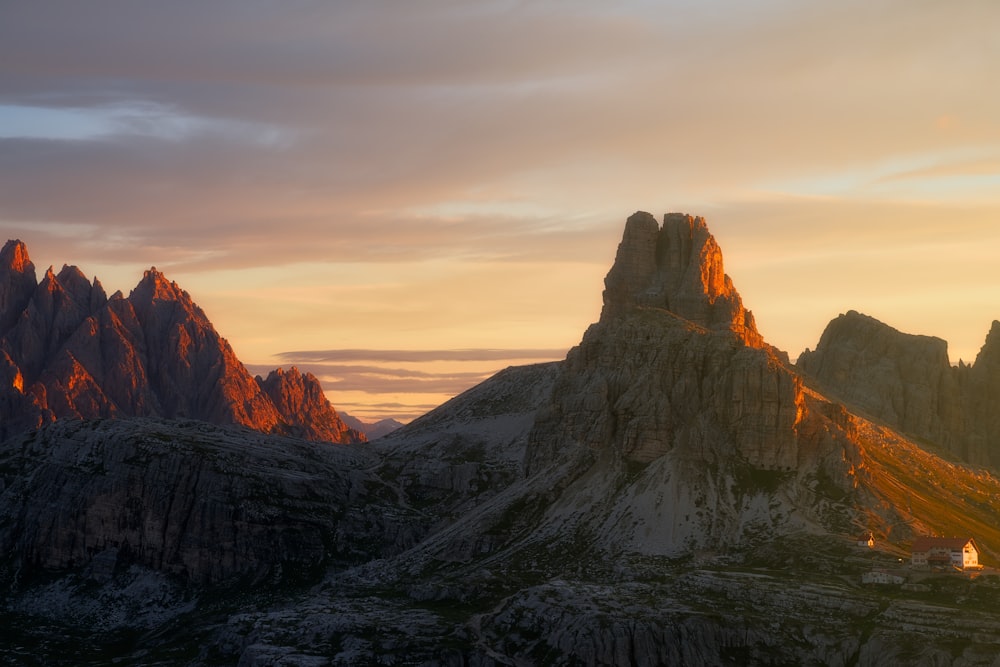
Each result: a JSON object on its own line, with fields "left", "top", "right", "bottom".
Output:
{"left": 3, "top": 1, "right": 1000, "bottom": 419}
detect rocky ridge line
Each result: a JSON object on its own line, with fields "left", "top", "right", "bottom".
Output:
{"left": 798, "top": 309, "right": 1000, "bottom": 467}
{"left": 0, "top": 240, "right": 362, "bottom": 443}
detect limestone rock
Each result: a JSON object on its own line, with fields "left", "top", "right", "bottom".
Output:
{"left": 258, "top": 367, "right": 364, "bottom": 443}
{"left": 125, "top": 268, "right": 284, "bottom": 429}
{"left": 0, "top": 241, "right": 360, "bottom": 443}
{"left": 602, "top": 211, "right": 765, "bottom": 348}
{"left": 797, "top": 311, "right": 957, "bottom": 444}
{"left": 526, "top": 212, "right": 802, "bottom": 480}
{"left": 516, "top": 307, "right": 860, "bottom": 558}
{"left": 797, "top": 311, "right": 1000, "bottom": 467}
{"left": 969, "top": 321, "right": 1000, "bottom": 457}
{"left": 526, "top": 312, "right": 801, "bottom": 474}
{"left": 0, "top": 419, "right": 404, "bottom": 586}
{"left": 377, "top": 361, "right": 561, "bottom": 522}
{"left": 506, "top": 213, "right": 859, "bottom": 556}
{"left": 0, "top": 239, "right": 36, "bottom": 333}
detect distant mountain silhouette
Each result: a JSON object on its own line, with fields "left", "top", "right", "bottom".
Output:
{"left": 340, "top": 411, "right": 405, "bottom": 439}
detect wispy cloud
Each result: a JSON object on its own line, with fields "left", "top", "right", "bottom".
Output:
{"left": 276, "top": 349, "right": 568, "bottom": 364}
{"left": 4, "top": 0, "right": 1000, "bottom": 420}
{"left": 6, "top": 0, "right": 999, "bottom": 271}
{"left": 247, "top": 361, "right": 499, "bottom": 396}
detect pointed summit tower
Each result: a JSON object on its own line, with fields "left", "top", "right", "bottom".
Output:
{"left": 526, "top": 211, "right": 801, "bottom": 476}
{"left": 0, "top": 240, "right": 37, "bottom": 333}
{"left": 602, "top": 211, "right": 764, "bottom": 348}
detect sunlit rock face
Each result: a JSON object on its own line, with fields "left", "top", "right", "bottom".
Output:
{"left": 0, "top": 241, "right": 362, "bottom": 443}
{"left": 602, "top": 211, "right": 765, "bottom": 348}
{"left": 124, "top": 268, "right": 283, "bottom": 429}
{"left": 258, "top": 367, "right": 364, "bottom": 443}
{"left": 798, "top": 311, "right": 1000, "bottom": 467}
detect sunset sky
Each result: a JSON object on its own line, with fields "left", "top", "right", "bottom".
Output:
{"left": 3, "top": 1, "right": 999, "bottom": 422}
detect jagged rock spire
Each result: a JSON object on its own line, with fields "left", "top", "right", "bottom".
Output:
{"left": 257, "top": 367, "right": 364, "bottom": 443}
{"left": 973, "top": 320, "right": 1000, "bottom": 371}
{"left": 0, "top": 240, "right": 37, "bottom": 333}
{"left": 0, "top": 239, "right": 32, "bottom": 273}
{"left": 602, "top": 212, "right": 764, "bottom": 348}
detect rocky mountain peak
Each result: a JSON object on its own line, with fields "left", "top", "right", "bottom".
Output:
{"left": 0, "top": 240, "right": 36, "bottom": 333}
{"left": 602, "top": 211, "right": 764, "bottom": 348}
{"left": 796, "top": 311, "right": 1000, "bottom": 467}
{"left": 973, "top": 320, "right": 1000, "bottom": 370}
{"left": 0, "top": 240, "right": 362, "bottom": 444}
{"left": 527, "top": 212, "right": 801, "bottom": 481}
{"left": 1, "top": 240, "right": 32, "bottom": 274}
{"left": 796, "top": 310, "right": 953, "bottom": 442}
{"left": 40, "top": 265, "right": 58, "bottom": 290}
{"left": 131, "top": 267, "right": 190, "bottom": 305}
{"left": 55, "top": 264, "right": 89, "bottom": 294}
{"left": 126, "top": 266, "right": 213, "bottom": 357}
{"left": 257, "top": 367, "right": 364, "bottom": 443}
{"left": 55, "top": 264, "right": 108, "bottom": 313}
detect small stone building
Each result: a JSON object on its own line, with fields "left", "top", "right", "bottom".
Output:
{"left": 910, "top": 536, "right": 980, "bottom": 570}
{"left": 862, "top": 570, "right": 904, "bottom": 585}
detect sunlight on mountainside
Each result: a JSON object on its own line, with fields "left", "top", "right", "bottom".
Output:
{"left": 852, "top": 417, "right": 1000, "bottom": 565}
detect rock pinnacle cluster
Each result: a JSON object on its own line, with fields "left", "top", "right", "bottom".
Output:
{"left": 0, "top": 240, "right": 362, "bottom": 443}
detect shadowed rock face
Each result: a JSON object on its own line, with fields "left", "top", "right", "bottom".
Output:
{"left": 0, "top": 240, "right": 362, "bottom": 443}
{"left": 797, "top": 310, "right": 1000, "bottom": 466}
{"left": 525, "top": 311, "right": 803, "bottom": 473}
{"left": 514, "top": 212, "right": 872, "bottom": 559}
{"left": 527, "top": 212, "right": 801, "bottom": 475}
{"left": 0, "top": 240, "right": 37, "bottom": 332}
{"left": 0, "top": 419, "right": 412, "bottom": 586}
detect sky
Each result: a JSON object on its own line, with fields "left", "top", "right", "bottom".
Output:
{"left": 2, "top": 1, "right": 1000, "bottom": 422}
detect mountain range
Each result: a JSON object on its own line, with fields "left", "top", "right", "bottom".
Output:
{"left": 0, "top": 240, "right": 362, "bottom": 444}
{"left": 3, "top": 214, "right": 1000, "bottom": 665}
